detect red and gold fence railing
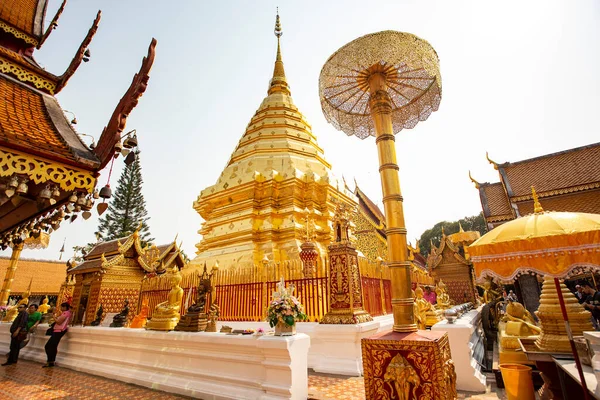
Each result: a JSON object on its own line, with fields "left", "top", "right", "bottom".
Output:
{"left": 140, "top": 255, "right": 431, "bottom": 322}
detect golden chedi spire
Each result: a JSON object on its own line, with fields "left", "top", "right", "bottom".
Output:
{"left": 192, "top": 10, "right": 357, "bottom": 269}
{"left": 269, "top": 11, "right": 289, "bottom": 95}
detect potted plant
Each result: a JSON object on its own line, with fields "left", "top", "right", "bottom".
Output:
{"left": 267, "top": 278, "right": 307, "bottom": 336}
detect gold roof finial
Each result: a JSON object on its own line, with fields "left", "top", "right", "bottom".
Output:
{"left": 458, "top": 222, "right": 464, "bottom": 233}
{"left": 269, "top": 9, "right": 289, "bottom": 95}
{"left": 486, "top": 151, "right": 499, "bottom": 170}
{"left": 468, "top": 171, "right": 480, "bottom": 189}
{"left": 531, "top": 186, "right": 544, "bottom": 214}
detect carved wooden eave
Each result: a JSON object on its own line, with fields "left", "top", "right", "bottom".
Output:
{"left": 53, "top": 10, "right": 100, "bottom": 94}
{"left": 94, "top": 38, "right": 157, "bottom": 169}
{"left": 37, "top": 0, "right": 67, "bottom": 48}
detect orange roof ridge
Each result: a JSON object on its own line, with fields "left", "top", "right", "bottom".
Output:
{"left": 497, "top": 141, "right": 600, "bottom": 167}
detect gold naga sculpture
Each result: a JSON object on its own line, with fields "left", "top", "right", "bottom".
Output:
{"left": 479, "top": 279, "right": 503, "bottom": 304}
{"left": 414, "top": 284, "right": 441, "bottom": 329}
{"left": 435, "top": 280, "right": 452, "bottom": 310}
{"left": 145, "top": 267, "right": 183, "bottom": 331}
{"left": 38, "top": 297, "right": 50, "bottom": 314}
{"left": 206, "top": 302, "right": 220, "bottom": 332}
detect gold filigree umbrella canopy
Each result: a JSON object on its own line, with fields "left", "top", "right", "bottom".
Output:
{"left": 319, "top": 31, "right": 442, "bottom": 333}
{"left": 469, "top": 188, "right": 600, "bottom": 400}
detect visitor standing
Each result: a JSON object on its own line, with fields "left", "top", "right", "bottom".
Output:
{"left": 2, "top": 304, "right": 28, "bottom": 366}
{"left": 423, "top": 286, "right": 437, "bottom": 305}
{"left": 26, "top": 304, "right": 42, "bottom": 333}
{"left": 575, "top": 285, "right": 586, "bottom": 303}
{"left": 582, "top": 282, "right": 600, "bottom": 330}
{"left": 43, "top": 302, "right": 72, "bottom": 368}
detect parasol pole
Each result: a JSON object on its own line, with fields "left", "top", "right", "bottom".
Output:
{"left": 553, "top": 277, "right": 590, "bottom": 400}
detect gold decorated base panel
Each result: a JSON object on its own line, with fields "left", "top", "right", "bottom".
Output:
{"left": 362, "top": 330, "right": 456, "bottom": 400}
{"left": 321, "top": 309, "right": 373, "bottom": 325}
{"left": 145, "top": 316, "right": 180, "bottom": 331}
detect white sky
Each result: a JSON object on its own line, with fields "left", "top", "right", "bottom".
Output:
{"left": 13, "top": 0, "right": 600, "bottom": 261}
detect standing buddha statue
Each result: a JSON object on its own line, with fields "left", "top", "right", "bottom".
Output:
{"left": 146, "top": 267, "right": 184, "bottom": 331}
{"left": 38, "top": 297, "right": 50, "bottom": 314}
{"left": 130, "top": 298, "right": 150, "bottom": 329}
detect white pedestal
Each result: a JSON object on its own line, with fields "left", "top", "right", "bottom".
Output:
{"left": 217, "top": 314, "right": 392, "bottom": 376}
{"left": 431, "top": 309, "right": 487, "bottom": 392}
{"left": 0, "top": 323, "right": 309, "bottom": 400}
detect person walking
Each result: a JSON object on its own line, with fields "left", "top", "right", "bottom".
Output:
{"left": 581, "top": 282, "right": 600, "bottom": 329}
{"left": 2, "top": 303, "right": 28, "bottom": 366}
{"left": 43, "top": 302, "right": 72, "bottom": 368}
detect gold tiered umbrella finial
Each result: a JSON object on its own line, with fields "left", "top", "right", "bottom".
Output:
{"left": 269, "top": 9, "right": 289, "bottom": 95}
{"left": 531, "top": 186, "right": 544, "bottom": 214}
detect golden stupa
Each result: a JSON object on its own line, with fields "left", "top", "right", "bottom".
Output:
{"left": 191, "top": 14, "right": 357, "bottom": 268}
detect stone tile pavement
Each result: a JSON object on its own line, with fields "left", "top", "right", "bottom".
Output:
{"left": 1, "top": 358, "right": 510, "bottom": 399}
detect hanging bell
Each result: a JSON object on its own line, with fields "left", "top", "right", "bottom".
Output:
{"left": 8, "top": 176, "right": 18, "bottom": 188}
{"left": 69, "top": 192, "right": 78, "bottom": 203}
{"left": 124, "top": 151, "right": 136, "bottom": 166}
{"left": 51, "top": 221, "right": 60, "bottom": 230}
{"left": 39, "top": 185, "right": 52, "bottom": 199}
{"left": 92, "top": 190, "right": 99, "bottom": 199}
{"left": 99, "top": 184, "right": 112, "bottom": 199}
{"left": 52, "top": 187, "right": 61, "bottom": 198}
{"left": 123, "top": 135, "right": 138, "bottom": 149}
{"left": 66, "top": 203, "right": 75, "bottom": 213}
{"left": 76, "top": 195, "right": 86, "bottom": 206}
{"left": 16, "top": 180, "right": 28, "bottom": 195}
{"left": 114, "top": 141, "right": 123, "bottom": 153}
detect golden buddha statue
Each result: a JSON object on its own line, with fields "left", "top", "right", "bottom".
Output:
{"left": 3, "top": 287, "right": 31, "bottom": 322}
{"left": 435, "top": 280, "right": 452, "bottom": 310}
{"left": 414, "top": 285, "right": 441, "bottom": 329}
{"left": 38, "top": 297, "right": 50, "bottom": 314}
{"left": 146, "top": 267, "right": 184, "bottom": 331}
{"left": 130, "top": 298, "right": 149, "bottom": 329}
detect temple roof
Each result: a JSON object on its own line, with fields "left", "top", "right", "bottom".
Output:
{"left": 0, "top": 75, "right": 99, "bottom": 168}
{"left": 475, "top": 142, "right": 600, "bottom": 226}
{"left": 0, "top": 0, "right": 47, "bottom": 44}
{"left": 497, "top": 142, "right": 600, "bottom": 198}
{"left": 0, "top": 256, "right": 64, "bottom": 295}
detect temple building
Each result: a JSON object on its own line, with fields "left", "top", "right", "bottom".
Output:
{"left": 191, "top": 16, "right": 358, "bottom": 269}
{"left": 0, "top": 0, "right": 156, "bottom": 305}
{"left": 427, "top": 225, "right": 480, "bottom": 304}
{"left": 471, "top": 142, "right": 600, "bottom": 229}
{"left": 66, "top": 230, "right": 185, "bottom": 326}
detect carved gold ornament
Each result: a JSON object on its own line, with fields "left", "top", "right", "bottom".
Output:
{"left": 0, "top": 56, "right": 56, "bottom": 93}
{"left": 0, "top": 21, "right": 39, "bottom": 47}
{"left": 0, "top": 148, "right": 96, "bottom": 192}
{"left": 384, "top": 353, "right": 420, "bottom": 400}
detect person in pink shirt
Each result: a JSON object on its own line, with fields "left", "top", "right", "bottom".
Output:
{"left": 43, "top": 302, "right": 72, "bottom": 368}
{"left": 423, "top": 286, "right": 437, "bottom": 305}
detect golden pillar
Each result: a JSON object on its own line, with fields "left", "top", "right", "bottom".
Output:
{"left": 368, "top": 72, "right": 416, "bottom": 332}
{"left": 0, "top": 241, "right": 24, "bottom": 305}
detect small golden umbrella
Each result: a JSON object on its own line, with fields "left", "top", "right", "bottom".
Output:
{"left": 469, "top": 187, "right": 600, "bottom": 399}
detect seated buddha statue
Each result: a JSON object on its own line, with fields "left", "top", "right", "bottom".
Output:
{"left": 146, "top": 267, "right": 184, "bottom": 331}
{"left": 110, "top": 299, "right": 130, "bottom": 328}
{"left": 3, "top": 288, "right": 31, "bottom": 322}
{"left": 38, "top": 297, "right": 51, "bottom": 314}
{"left": 129, "top": 298, "right": 149, "bottom": 329}
{"left": 435, "top": 280, "right": 452, "bottom": 310}
{"left": 414, "top": 285, "right": 441, "bottom": 329}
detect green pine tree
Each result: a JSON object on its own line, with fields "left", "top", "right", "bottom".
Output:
{"left": 96, "top": 152, "right": 153, "bottom": 244}
{"left": 418, "top": 212, "right": 487, "bottom": 257}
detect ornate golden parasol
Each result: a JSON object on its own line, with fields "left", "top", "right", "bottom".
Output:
{"left": 319, "top": 31, "right": 442, "bottom": 332}
{"left": 469, "top": 187, "right": 600, "bottom": 400}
